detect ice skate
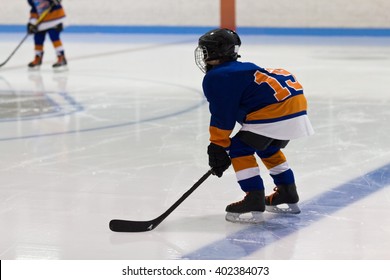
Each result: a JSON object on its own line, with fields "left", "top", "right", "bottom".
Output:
{"left": 28, "top": 54, "right": 43, "bottom": 70}
{"left": 52, "top": 54, "right": 68, "bottom": 71}
{"left": 225, "top": 190, "right": 265, "bottom": 224}
{"left": 265, "top": 183, "right": 301, "bottom": 214}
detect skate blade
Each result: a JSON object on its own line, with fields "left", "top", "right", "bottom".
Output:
{"left": 225, "top": 211, "right": 264, "bottom": 224}
{"left": 53, "top": 65, "right": 68, "bottom": 72}
{"left": 265, "top": 203, "right": 301, "bottom": 214}
{"left": 28, "top": 66, "right": 41, "bottom": 71}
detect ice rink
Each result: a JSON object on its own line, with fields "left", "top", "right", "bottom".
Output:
{"left": 0, "top": 31, "right": 389, "bottom": 260}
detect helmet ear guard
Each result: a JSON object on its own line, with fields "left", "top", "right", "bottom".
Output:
{"left": 194, "top": 28, "right": 241, "bottom": 73}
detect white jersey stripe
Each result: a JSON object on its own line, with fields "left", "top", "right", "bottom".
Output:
{"left": 241, "top": 114, "right": 314, "bottom": 140}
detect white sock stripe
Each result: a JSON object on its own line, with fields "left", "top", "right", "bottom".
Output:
{"left": 55, "top": 46, "right": 65, "bottom": 53}
{"left": 235, "top": 167, "right": 260, "bottom": 181}
{"left": 269, "top": 162, "right": 290, "bottom": 175}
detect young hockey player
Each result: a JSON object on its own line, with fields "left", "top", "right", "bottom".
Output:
{"left": 194, "top": 28, "right": 314, "bottom": 223}
{"left": 27, "top": 0, "right": 67, "bottom": 70}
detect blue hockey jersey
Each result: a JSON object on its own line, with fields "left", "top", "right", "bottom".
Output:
{"left": 202, "top": 60, "right": 314, "bottom": 148}
{"left": 27, "top": 0, "right": 66, "bottom": 31}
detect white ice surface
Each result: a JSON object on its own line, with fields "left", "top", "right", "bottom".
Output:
{"left": 0, "top": 33, "right": 390, "bottom": 260}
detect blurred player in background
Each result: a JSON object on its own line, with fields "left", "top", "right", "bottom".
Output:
{"left": 195, "top": 28, "right": 314, "bottom": 223}
{"left": 27, "top": 0, "right": 67, "bottom": 70}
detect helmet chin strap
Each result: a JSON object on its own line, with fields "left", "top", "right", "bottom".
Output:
{"left": 205, "top": 56, "right": 241, "bottom": 72}
{"left": 206, "top": 64, "right": 214, "bottom": 72}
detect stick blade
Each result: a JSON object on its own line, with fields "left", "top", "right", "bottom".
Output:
{"left": 109, "top": 170, "right": 212, "bottom": 233}
{"left": 109, "top": 219, "right": 157, "bottom": 232}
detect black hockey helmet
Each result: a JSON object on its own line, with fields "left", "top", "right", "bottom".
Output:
{"left": 195, "top": 28, "right": 241, "bottom": 73}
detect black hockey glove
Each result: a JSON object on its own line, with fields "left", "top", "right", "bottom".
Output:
{"left": 27, "top": 23, "right": 38, "bottom": 34}
{"left": 207, "top": 143, "right": 231, "bottom": 177}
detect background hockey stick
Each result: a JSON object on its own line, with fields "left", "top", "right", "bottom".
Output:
{"left": 0, "top": 1, "right": 58, "bottom": 68}
{"left": 109, "top": 169, "right": 213, "bottom": 232}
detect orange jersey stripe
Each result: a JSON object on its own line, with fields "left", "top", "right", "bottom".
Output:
{"left": 232, "top": 155, "right": 258, "bottom": 172}
{"left": 42, "top": 9, "right": 65, "bottom": 22}
{"left": 246, "top": 94, "right": 307, "bottom": 121}
{"left": 30, "top": 12, "right": 39, "bottom": 19}
{"left": 209, "top": 126, "right": 232, "bottom": 147}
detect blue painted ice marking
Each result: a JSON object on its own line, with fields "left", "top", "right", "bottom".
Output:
{"left": 183, "top": 162, "right": 390, "bottom": 259}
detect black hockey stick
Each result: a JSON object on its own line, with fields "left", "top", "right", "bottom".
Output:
{"left": 0, "top": 1, "right": 58, "bottom": 68}
{"left": 0, "top": 33, "right": 30, "bottom": 68}
{"left": 109, "top": 169, "right": 213, "bottom": 232}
